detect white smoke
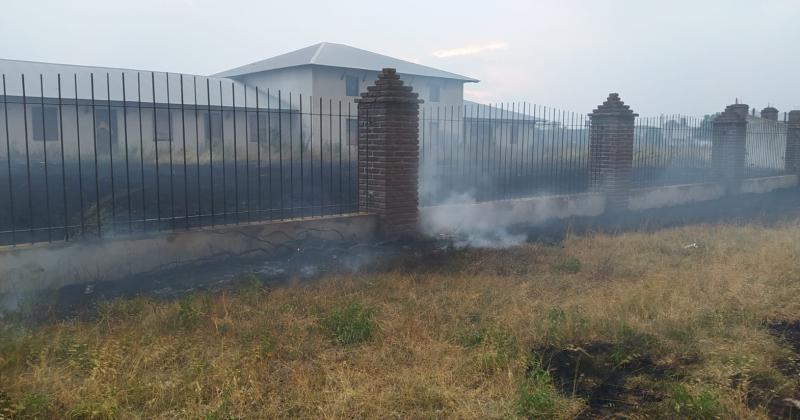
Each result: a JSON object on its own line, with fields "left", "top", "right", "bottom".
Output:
{"left": 422, "top": 192, "right": 527, "bottom": 248}
{"left": 418, "top": 157, "right": 527, "bottom": 248}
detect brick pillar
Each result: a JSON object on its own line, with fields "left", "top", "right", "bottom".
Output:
{"left": 761, "top": 106, "right": 779, "bottom": 121}
{"left": 712, "top": 104, "right": 748, "bottom": 193}
{"left": 357, "top": 68, "right": 421, "bottom": 238}
{"left": 786, "top": 111, "right": 800, "bottom": 174}
{"left": 589, "top": 93, "right": 637, "bottom": 212}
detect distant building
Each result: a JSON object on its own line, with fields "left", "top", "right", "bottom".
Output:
{"left": 0, "top": 42, "right": 478, "bottom": 162}
{"left": 213, "top": 42, "right": 478, "bottom": 110}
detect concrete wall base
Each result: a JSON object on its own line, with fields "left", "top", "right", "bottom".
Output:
{"left": 0, "top": 214, "right": 377, "bottom": 294}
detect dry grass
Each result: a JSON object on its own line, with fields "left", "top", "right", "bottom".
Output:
{"left": 2, "top": 222, "right": 800, "bottom": 419}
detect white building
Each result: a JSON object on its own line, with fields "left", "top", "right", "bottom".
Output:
{"left": 214, "top": 42, "right": 477, "bottom": 110}
{"left": 0, "top": 42, "right": 478, "bottom": 161}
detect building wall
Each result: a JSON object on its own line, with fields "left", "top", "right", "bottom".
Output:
{"left": 234, "top": 66, "right": 314, "bottom": 100}
{"left": 309, "top": 66, "right": 464, "bottom": 109}
{"left": 0, "top": 101, "right": 301, "bottom": 165}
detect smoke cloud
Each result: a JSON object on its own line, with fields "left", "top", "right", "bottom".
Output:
{"left": 417, "top": 157, "right": 528, "bottom": 248}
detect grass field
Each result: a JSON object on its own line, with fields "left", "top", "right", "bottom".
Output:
{"left": 2, "top": 222, "right": 800, "bottom": 419}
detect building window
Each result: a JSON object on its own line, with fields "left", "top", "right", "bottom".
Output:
{"left": 346, "top": 75, "right": 360, "bottom": 97}
{"left": 94, "top": 108, "right": 118, "bottom": 147}
{"left": 249, "top": 113, "right": 267, "bottom": 142}
{"left": 32, "top": 105, "right": 59, "bottom": 141}
{"left": 347, "top": 118, "right": 358, "bottom": 146}
{"left": 204, "top": 111, "right": 223, "bottom": 142}
{"left": 247, "top": 112, "right": 283, "bottom": 145}
{"left": 429, "top": 84, "right": 440, "bottom": 103}
{"left": 154, "top": 108, "right": 171, "bottom": 141}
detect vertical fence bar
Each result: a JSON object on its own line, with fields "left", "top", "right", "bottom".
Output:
{"left": 206, "top": 79, "right": 214, "bottom": 227}
{"left": 39, "top": 75, "right": 52, "bottom": 242}
{"left": 122, "top": 73, "right": 132, "bottom": 233}
{"left": 231, "top": 82, "right": 239, "bottom": 224}
{"left": 277, "top": 91, "right": 284, "bottom": 220}
{"left": 338, "top": 100, "right": 343, "bottom": 214}
{"left": 152, "top": 73, "right": 161, "bottom": 231}
{"left": 319, "top": 96, "right": 323, "bottom": 217}
{"left": 21, "top": 75, "right": 34, "bottom": 243}
{"left": 299, "top": 94, "right": 305, "bottom": 217}
{"left": 90, "top": 74, "right": 101, "bottom": 237}
{"left": 288, "top": 93, "right": 293, "bottom": 218}
{"left": 193, "top": 76, "right": 201, "bottom": 227}
{"left": 2, "top": 75, "right": 15, "bottom": 244}
{"left": 244, "top": 85, "right": 251, "bottom": 223}
{"left": 349, "top": 102, "right": 354, "bottom": 212}
{"left": 255, "top": 86, "right": 262, "bottom": 220}
{"left": 166, "top": 74, "right": 175, "bottom": 230}
{"left": 218, "top": 81, "right": 226, "bottom": 224}
{"left": 180, "top": 74, "right": 189, "bottom": 229}
{"left": 55, "top": 75, "right": 67, "bottom": 238}
{"left": 105, "top": 73, "right": 116, "bottom": 232}
{"left": 137, "top": 73, "right": 145, "bottom": 231}
{"left": 266, "top": 89, "right": 273, "bottom": 220}
{"left": 74, "top": 74, "right": 85, "bottom": 237}
{"left": 329, "top": 98, "right": 333, "bottom": 215}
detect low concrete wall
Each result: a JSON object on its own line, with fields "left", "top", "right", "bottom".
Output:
{"left": 628, "top": 183, "right": 726, "bottom": 211}
{"left": 420, "top": 192, "right": 605, "bottom": 234}
{"left": 421, "top": 175, "right": 797, "bottom": 236}
{"left": 0, "top": 214, "right": 377, "bottom": 294}
{"left": 741, "top": 174, "right": 799, "bottom": 194}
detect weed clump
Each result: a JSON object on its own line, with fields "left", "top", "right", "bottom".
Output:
{"left": 669, "top": 385, "right": 725, "bottom": 419}
{"left": 325, "top": 302, "right": 375, "bottom": 345}
{"left": 172, "top": 294, "right": 210, "bottom": 329}
{"left": 517, "top": 356, "right": 560, "bottom": 419}
{"left": 552, "top": 257, "right": 582, "bottom": 274}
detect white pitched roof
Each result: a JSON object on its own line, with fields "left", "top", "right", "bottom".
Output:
{"left": 0, "top": 58, "right": 294, "bottom": 109}
{"left": 213, "top": 42, "right": 479, "bottom": 82}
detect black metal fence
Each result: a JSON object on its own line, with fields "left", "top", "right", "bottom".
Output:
{"left": 2, "top": 70, "right": 795, "bottom": 247}
{"left": 419, "top": 103, "right": 591, "bottom": 206}
{"left": 632, "top": 115, "right": 715, "bottom": 188}
{"left": 0, "top": 72, "right": 360, "bottom": 246}
{"left": 744, "top": 116, "right": 787, "bottom": 179}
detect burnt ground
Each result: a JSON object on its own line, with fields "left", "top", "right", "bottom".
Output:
{"left": 761, "top": 321, "right": 800, "bottom": 419}
{"left": 535, "top": 341, "right": 684, "bottom": 418}
{"left": 3, "top": 187, "right": 800, "bottom": 322}
{"left": 535, "top": 322, "right": 800, "bottom": 419}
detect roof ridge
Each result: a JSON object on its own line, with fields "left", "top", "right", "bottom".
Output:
{"left": 212, "top": 42, "right": 478, "bottom": 82}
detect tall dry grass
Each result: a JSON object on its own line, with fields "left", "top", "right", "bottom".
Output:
{"left": 1, "top": 221, "right": 800, "bottom": 419}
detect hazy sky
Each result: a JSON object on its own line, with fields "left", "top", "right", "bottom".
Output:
{"left": 1, "top": 0, "right": 798, "bottom": 116}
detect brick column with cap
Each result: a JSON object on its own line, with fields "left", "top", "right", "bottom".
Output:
{"left": 357, "top": 68, "right": 422, "bottom": 238}
{"left": 787, "top": 110, "right": 800, "bottom": 175}
{"left": 712, "top": 104, "right": 748, "bottom": 193}
{"left": 589, "top": 93, "right": 637, "bottom": 212}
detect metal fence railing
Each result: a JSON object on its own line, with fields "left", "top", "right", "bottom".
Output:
{"left": 0, "top": 72, "right": 360, "bottom": 246}
{"left": 2, "top": 69, "right": 795, "bottom": 248}
{"left": 744, "top": 116, "right": 787, "bottom": 179}
{"left": 419, "top": 103, "right": 590, "bottom": 206}
{"left": 632, "top": 115, "right": 715, "bottom": 188}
